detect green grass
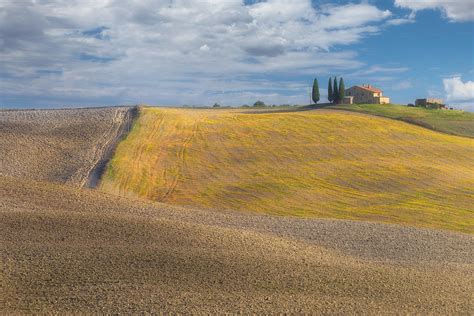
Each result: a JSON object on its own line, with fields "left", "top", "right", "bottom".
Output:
{"left": 101, "top": 107, "right": 474, "bottom": 233}
{"left": 327, "top": 103, "right": 474, "bottom": 138}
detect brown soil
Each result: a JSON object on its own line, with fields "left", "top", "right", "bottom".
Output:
{"left": 1, "top": 175, "right": 472, "bottom": 314}
{"left": 0, "top": 107, "right": 136, "bottom": 187}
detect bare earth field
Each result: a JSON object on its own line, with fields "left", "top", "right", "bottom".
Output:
{"left": 1, "top": 175, "right": 473, "bottom": 314}
{"left": 0, "top": 107, "right": 136, "bottom": 187}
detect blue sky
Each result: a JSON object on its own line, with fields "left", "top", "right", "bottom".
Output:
{"left": 1, "top": 0, "right": 473, "bottom": 110}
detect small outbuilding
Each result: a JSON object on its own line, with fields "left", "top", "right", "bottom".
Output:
{"left": 342, "top": 96, "right": 354, "bottom": 104}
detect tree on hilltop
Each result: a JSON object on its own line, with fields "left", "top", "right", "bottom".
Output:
{"left": 333, "top": 77, "right": 339, "bottom": 104}
{"left": 312, "top": 78, "right": 320, "bottom": 104}
{"left": 253, "top": 101, "right": 266, "bottom": 107}
{"left": 328, "top": 77, "right": 333, "bottom": 103}
{"left": 338, "top": 77, "right": 345, "bottom": 103}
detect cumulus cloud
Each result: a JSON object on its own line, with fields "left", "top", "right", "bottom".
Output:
{"left": 443, "top": 77, "right": 474, "bottom": 107}
{"left": 0, "top": 0, "right": 395, "bottom": 106}
{"left": 319, "top": 3, "right": 391, "bottom": 29}
{"left": 394, "top": 0, "right": 474, "bottom": 22}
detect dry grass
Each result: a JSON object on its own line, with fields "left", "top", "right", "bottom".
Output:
{"left": 0, "top": 107, "right": 134, "bottom": 187}
{"left": 2, "top": 175, "right": 473, "bottom": 314}
{"left": 101, "top": 107, "right": 474, "bottom": 233}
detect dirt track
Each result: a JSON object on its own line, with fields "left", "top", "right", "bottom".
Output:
{"left": 1, "top": 175, "right": 473, "bottom": 314}
{"left": 0, "top": 107, "right": 136, "bottom": 187}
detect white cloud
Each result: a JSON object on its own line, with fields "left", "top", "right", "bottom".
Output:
{"left": 385, "top": 12, "right": 416, "bottom": 25}
{"left": 249, "top": 0, "right": 313, "bottom": 22}
{"left": 0, "top": 0, "right": 395, "bottom": 106}
{"left": 199, "top": 44, "right": 210, "bottom": 52}
{"left": 443, "top": 77, "right": 474, "bottom": 103}
{"left": 319, "top": 3, "right": 392, "bottom": 29}
{"left": 395, "top": 0, "right": 474, "bottom": 22}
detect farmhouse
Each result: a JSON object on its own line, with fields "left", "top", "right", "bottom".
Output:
{"left": 344, "top": 85, "right": 390, "bottom": 104}
{"left": 415, "top": 98, "right": 445, "bottom": 109}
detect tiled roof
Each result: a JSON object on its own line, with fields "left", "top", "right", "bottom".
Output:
{"left": 356, "top": 85, "right": 382, "bottom": 93}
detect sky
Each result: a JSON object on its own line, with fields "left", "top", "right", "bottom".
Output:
{"left": 1, "top": 0, "right": 473, "bottom": 110}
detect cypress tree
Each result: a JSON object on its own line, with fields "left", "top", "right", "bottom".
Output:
{"left": 312, "top": 78, "right": 320, "bottom": 104}
{"left": 333, "top": 77, "right": 339, "bottom": 104}
{"left": 339, "top": 77, "right": 345, "bottom": 103}
{"left": 327, "top": 77, "right": 333, "bottom": 103}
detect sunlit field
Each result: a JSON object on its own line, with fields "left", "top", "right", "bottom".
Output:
{"left": 330, "top": 103, "right": 474, "bottom": 138}
{"left": 101, "top": 107, "right": 474, "bottom": 233}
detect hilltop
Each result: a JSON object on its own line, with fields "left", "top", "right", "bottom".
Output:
{"left": 328, "top": 103, "right": 474, "bottom": 138}
{"left": 101, "top": 107, "right": 474, "bottom": 233}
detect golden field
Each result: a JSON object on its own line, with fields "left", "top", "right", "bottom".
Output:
{"left": 100, "top": 107, "right": 474, "bottom": 233}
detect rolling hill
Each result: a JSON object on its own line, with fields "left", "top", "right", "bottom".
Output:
{"left": 100, "top": 107, "right": 474, "bottom": 233}
{"left": 2, "top": 175, "right": 473, "bottom": 313}
{"left": 1, "top": 106, "right": 473, "bottom": 313}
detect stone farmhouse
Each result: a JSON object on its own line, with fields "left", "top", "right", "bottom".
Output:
{"left": 415, "top": 98, "right": 445, "bottom": 109}
{"left": 344, "top": 85, "right": 390, "bottom": 104}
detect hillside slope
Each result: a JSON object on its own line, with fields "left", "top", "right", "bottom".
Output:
{"left": 101, "top": 107, "right": 474, "bottom": 233}
{"left": 1, "top": 175, "right": 472, "bottom": 313}
{"left": 329, "top": 103, "right": 474, "bottom": 138}
{"left": 0, "top": 107, "right": 135, "bottom": 187}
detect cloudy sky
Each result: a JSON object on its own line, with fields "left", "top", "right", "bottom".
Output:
{"left": 1, "top": 0, "right": 473, "bottom": 109}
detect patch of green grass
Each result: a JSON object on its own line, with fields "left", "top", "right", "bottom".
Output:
{"left": 328, "top": 104, "right": 474, "bottom": 138}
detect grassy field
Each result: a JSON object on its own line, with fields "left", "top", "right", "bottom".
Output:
{"left": 100, "top": 107, "right": 474, "bottom": 233}
{"left": 328, "top": 103, "right": 474, "bottom": 138}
